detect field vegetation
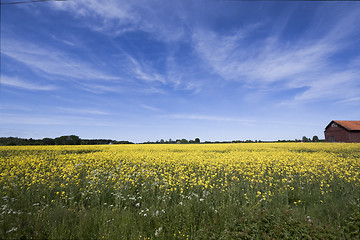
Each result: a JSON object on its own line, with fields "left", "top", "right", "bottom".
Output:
{"left": 1, "top": 143, "right": 359, "bottom": 239}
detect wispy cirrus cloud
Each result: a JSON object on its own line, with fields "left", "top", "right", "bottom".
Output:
{"left": 2, "top": 39, "right": 119, "bottom": 81}
{"left": 168, "top": 114, "right": 255, "bottom": 124}
{"left": 139, "top": 104, "right": 161, "bottom": 112}
{"left": 118, "top": 51, "right": 202, "bottom": 94}
{"left": 16, "top": 1, "right": 202, "bottom": 95}
{"left": 336, "top": 97, "right": 360, "bottom": 105}
{"left": 1, "top": 75, "right": 57, "bottom": 91}
{"left": 164, "top": 55, "right": 204, "bottom": 93}
{"left": 57, "top": 107, "right": 109, "bottom": 115}
{"left": 126, "top": 55, "right": 167, "bottom": 84}
{"left": 168, "top": 113, "right": 324, "bottom": 129}
{"left": 0, "top": 113, "right": 117, "bottom": 127}
{"left": 52, "top": 0, "right": 188, "bottom": 41}
{"left": 2, "top": 38, "right": 199, "bottom": 95}
{"left": 192, "top": 8, "right": 360, "bottom": 104}
{"left": 193, "top": 29, "right": 331, "bottom": 85}
{"left": 293, "top": 70, "right": 360, "bottom": 102}
{"left": 0, "top": 113, "right": 70, "bottom": 126}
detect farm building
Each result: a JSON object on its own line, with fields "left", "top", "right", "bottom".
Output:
{"left": 324, "top": 120, "right": 360, "bottom": 143}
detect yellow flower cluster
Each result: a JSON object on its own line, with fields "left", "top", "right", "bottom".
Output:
{"left": 0, "top": 143, "right": 359, "bottom": 202}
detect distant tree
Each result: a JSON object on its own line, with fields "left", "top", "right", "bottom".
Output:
{"left": 55, "top": 136, "right": 66, "bottom": 145}
{"left": 312, "top": 135, "right": 319, "bottom": 142}
{"left": 180, "top": 139, "right": 188, "bottom": 144}
{"left": 29, "top": 138, "right": 37, "bottom": 145}
{"left": 302, "top": 136, "right": 310, "bottom": 142}
{"left": 6, "top": 140, "right": 17, "bottom": 146}
{"left": 42, "top": 138, "right": 55, "bottom": 145}
{"left": 55, "top": 135, "right": 81, "bottom": 145}
{"left": 70, "top": 135, "right": 81, "bottom": 145}
{"left": 194, "top": 138, "right": 200, "bottom": 143}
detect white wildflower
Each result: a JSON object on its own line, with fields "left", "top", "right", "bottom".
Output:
{"left": 155, "top": 227, "right": 162, "bottom": 236}
{"left": 6, "top": 227, "right": 18, "bottom": 233}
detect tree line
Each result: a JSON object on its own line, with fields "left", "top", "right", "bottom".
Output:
{"left": 301, "top": 136, "right": 323, "bottom": 142}
{"left": 0, "top": 136, "right": 133, "bottom": 146}
{"left": 0, "top": 135, "right": 324, "bottom": 146}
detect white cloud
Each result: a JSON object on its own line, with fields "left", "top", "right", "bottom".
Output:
{"left": 52, "top": 0, "right": 187, "bottom": 41}
{"left": 168, "top": 114, "right": 255, "bottom": 124}
{"left": 193, "top": 29, "right": 333, "bottom": 84}
{"left": 57, "top": 107, "right": 109, "bottom": 115}
{"left": 119, "top": 52, "right": 201, "bottom": 94}
{"left": 140, "top": 104, "right": 161, "bottom": 112}
{"left": 0, "top": 113, "right": 68, "bottom": 125}
{"left": 2, "top": 38, "right": 199, "bottom": 95}
{"left": 336, "top": 97, "right": 360, "bottom": 105}
{"left": 192, "top": 8, "right": 360, "bottom": 104}
{"left": 126, "top": 55, "right": 166, "bottom": 84}
{"left": 0, "top": 113, "right": 116, "bottom": 127}
{"left": 54, "top": 0, "right": 135, "bottom": 22}
{"left": 2, "top": 39, "right": 119, "bottom": 81}
{"left": 166, "top": 114, "right": 323, "bottom": 130}
{"left": 164, "top": 55, "right": 203, "bottom": 93}
{"left": 293, "top": 70, "right": 360, "bottom": 102}
{"left": 0, "top": 104, "right": 33, "bottom": 112}
{"left": 1, "top": 76, "right": 57, "bottom": 91}
{"left": 79, "top": 84, "right": 124, "bottom": 94}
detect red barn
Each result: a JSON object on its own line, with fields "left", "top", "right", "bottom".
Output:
{"left": 324, "top": 120, "right": 360, "bottom": 143}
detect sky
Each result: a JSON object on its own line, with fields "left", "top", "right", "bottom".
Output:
{"left": 1, "top": 0, "right": 360, "bottom": 143}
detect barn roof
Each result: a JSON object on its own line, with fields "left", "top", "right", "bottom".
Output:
{"left": 327, "top": 120, "right": 360, "bottom": 131}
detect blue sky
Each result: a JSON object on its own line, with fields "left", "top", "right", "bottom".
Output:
{"left": 1, "top": 0, "right": 360, "bottom": 142}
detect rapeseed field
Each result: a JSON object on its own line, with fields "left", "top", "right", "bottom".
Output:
{"left": 1, "top": 143, "right": 359, "bottom": 239}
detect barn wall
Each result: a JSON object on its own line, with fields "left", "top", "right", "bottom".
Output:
{"left": 325, "top": 125, "right": 350, "bottom": 142}
{"left": 325, "top": 125, "right": 360, "bottom": 143}
{"left": 349, "top": 132, "right": 360, "bottom": 143}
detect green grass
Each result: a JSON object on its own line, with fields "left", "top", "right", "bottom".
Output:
{"left": 2, "top": 185, "right": 358, "bottom": 239}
